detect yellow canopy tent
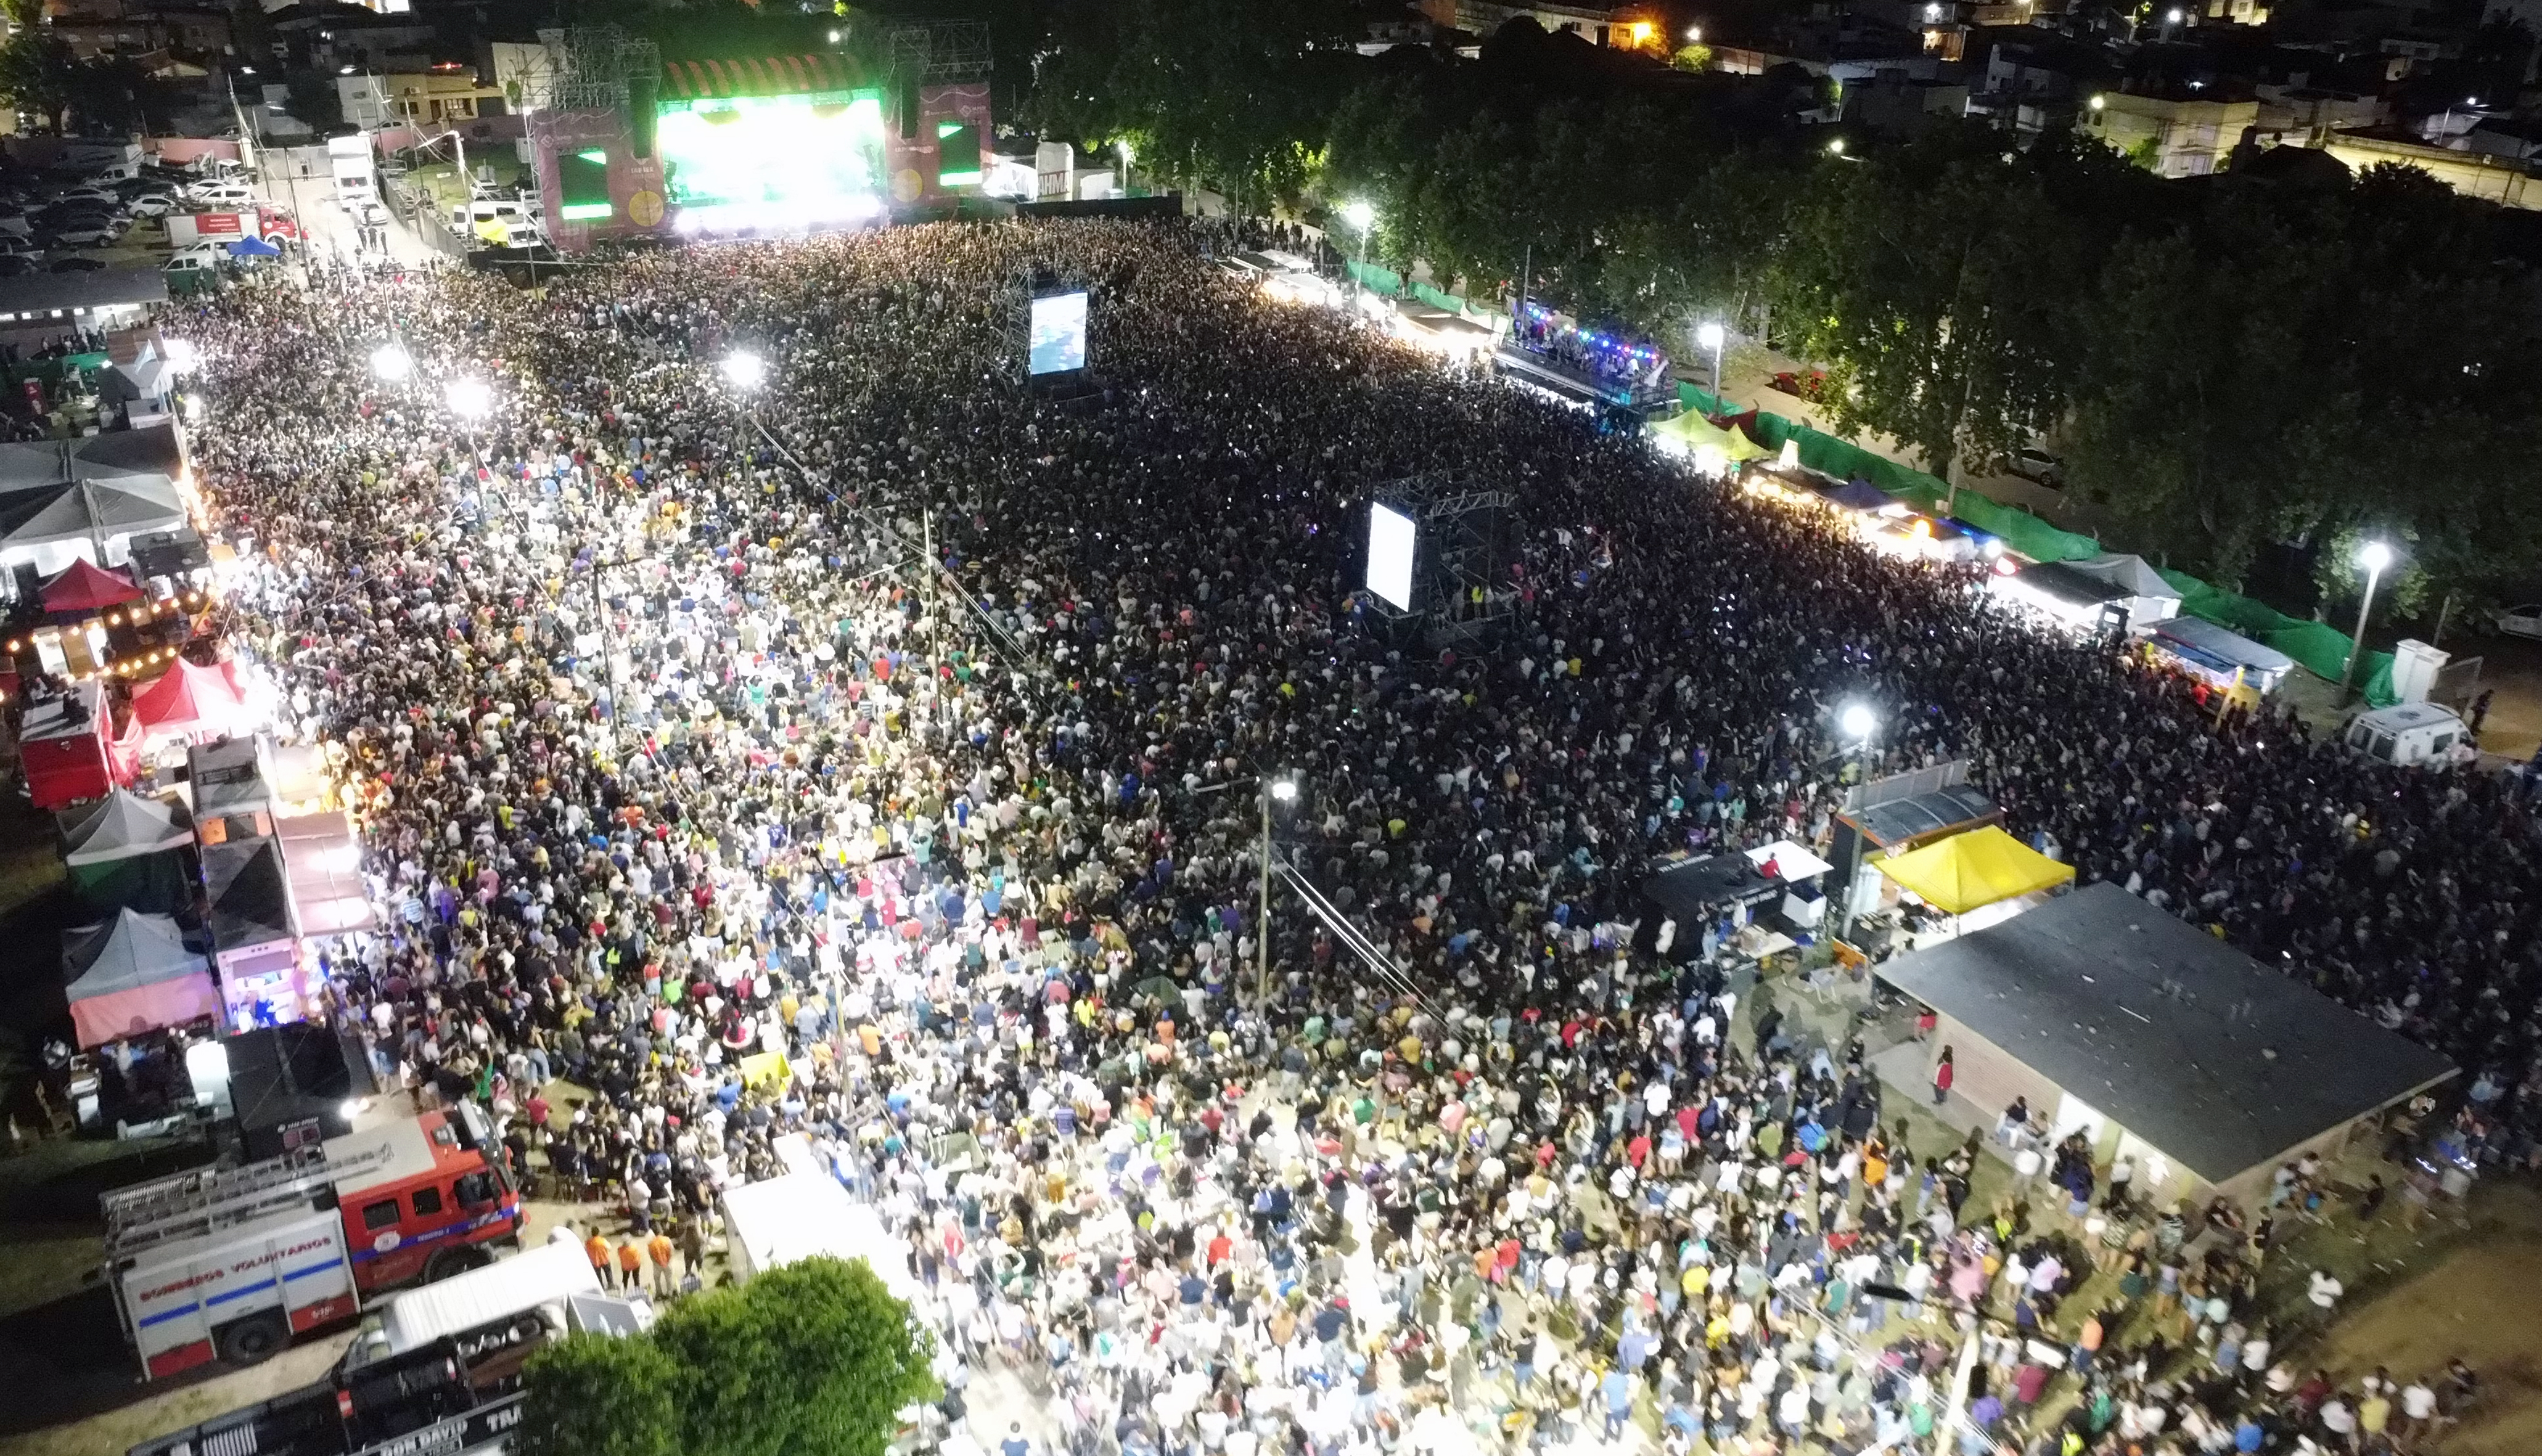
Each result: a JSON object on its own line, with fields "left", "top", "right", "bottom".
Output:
{"left": 1874, "top": 825, "right": 2075, "bottom": 914}
{"left": 1649, "top": 409, "right": 1771, "bottom": 465}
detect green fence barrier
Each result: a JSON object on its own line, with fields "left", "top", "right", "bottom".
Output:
{"left": 1672, "top": 382, "right": 2393, "bottom": 705}
{"left": 1344, "top": 259, "right": 1404, "bottom": 296}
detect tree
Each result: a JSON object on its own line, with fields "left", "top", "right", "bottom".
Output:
{"left": 650, "top": 1258, "right": 938, "bottom": 1456}
{"left": 1768, "top": 127, "right": 2089, "bottom": 481}
{"left": 520, "top": 1257, "right": 939, "bottom": 1456}
{"left": 514, "top": 1330, "right": 681, "bottom": 1456}
{"left": 0, "top": 0, "right": 75, "bottom": 134}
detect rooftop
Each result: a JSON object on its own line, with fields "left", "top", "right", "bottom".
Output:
{"left": 1877, "top": 881, "right": 2457, "bottom": 1184}
{"left": 0, "top": 269, "right": 168, "bottom": 319}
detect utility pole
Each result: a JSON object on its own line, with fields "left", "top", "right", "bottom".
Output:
{"left": 1258, "top": 783, "right": 1273, "bottom": 1010}
{"left": 922, "top": 506, "right": 938, "bottom": 742}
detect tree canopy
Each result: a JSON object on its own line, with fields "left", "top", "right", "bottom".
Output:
{"left": 514, "top": 1256, "right": 938, "bottom": 1456}
{"left": 1014, "top": 6, "right": 2542, "bottom": 600}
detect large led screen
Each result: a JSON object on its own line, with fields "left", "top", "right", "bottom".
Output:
{"left": 1367, "top": 502, "right": 1416, "bottom": 611}
{"left": 657, "top": 92, "right": 887, "bottom": 230}
{"left": 1028, "top": 292, "right": 1088, "bottom": 375}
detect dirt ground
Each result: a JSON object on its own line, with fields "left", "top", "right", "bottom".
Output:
{"left": 2310, "top": 1184, "right": 2542, "bottom": 1456}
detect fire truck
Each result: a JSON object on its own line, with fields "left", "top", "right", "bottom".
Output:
{"left": 104, "top": 1105, "right": 523, "bottom": 1380}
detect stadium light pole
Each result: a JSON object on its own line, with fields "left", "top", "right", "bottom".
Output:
{"left": 369, "top": 340, "right": 412, "bottom": 383}
{"left": 1261, "top": 776, "right": 1298, "bottom": 1010}
{"left": 1695, "top": 321, "right": 1726, "bottom": 405}
{"left": 720, "top": 351, "right": 766, "bottom": 393}
{"left": 1340, "top": 200, "right": 1376, "bottom": 302}
{"left": 2339, "top": 539, "right": 2394, "bottom": 706}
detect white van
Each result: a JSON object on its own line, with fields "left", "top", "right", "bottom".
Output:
{"left": 337, "top": 1236, "right": 612, "bottom": 1373}
{"left": 187, "top": 182, "right": 253, "bottom": 207}
{"left": 448, "top": 198, "right": 522, "bottom": 234}
{"left": 2340, "top": 701, "right": 2472, "bottom": 767}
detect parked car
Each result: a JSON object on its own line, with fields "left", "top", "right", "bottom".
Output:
{"left": 2490, "top": 603, "right": 2542, "bottom": 642}
{"left": 47, "top": 221, "right": 119, "bottom": 246}
{"left": 48, "top": 255, "right": 105, "bottom": 272}
{"left": 125, "top": 192, "right": 176, "bottom": 217}
{"left": 186, "top": 182, "right": 255, "bottom": 207}
{"left": 2011, "top": 446, "right": 2065, "bottom": 488}
{"left": 0, "top": 254, "right": 38, "bottom": 276}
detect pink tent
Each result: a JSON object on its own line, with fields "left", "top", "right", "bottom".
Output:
{"left": 63, "top": 907, "right": 218, "bottom": 1049}
{"left": 130, "top": 657, "right": 252, "bottom": 742}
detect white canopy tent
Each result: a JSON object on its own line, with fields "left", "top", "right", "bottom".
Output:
{"left": 720, "top": 1169, "right": 922, "bottom": 1303}
{"left": 2064, "top": 553, "right": 2183, "bottom": 629}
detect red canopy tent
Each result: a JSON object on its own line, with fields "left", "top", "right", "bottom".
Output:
{"left": 131, "top": 657, "right": 252, "bottom": 743}
{"left": 38, "top": 558, "right": 144, "bottom": 615}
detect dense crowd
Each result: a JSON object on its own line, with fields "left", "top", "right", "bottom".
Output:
{"left": 161, "top": 219, "right": 2541, "bottom": 1456}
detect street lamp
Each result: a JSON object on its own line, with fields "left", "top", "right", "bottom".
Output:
{"left": 1339, "top": 201, "right": 1377, "bottom": 301}
{"left": 162, "top": 338, "right": 200, "bottom": 375}
{"left": 719, "top": 351, "right": 766, "bottom": 393}
{"left": 369, "top": 341, "right": 412, "bottom": 382}
{"left": 1686, "top": 23, "right": 1702, "bottom": 40}
{"left": 1695, "top": 321, "right": 1726, "bottom": 404}
{"left": 445, "top": 378, "right": 490, "bottom": 419}
{"left": 2338, "top": 539, "right": 2394, "bottom": 706}
{"left": 1262, "top": 776, "right": 1297, "bottom": 1007}
{"left": 1826, "top": 135, "right": 1847, "bottom": 156}
{"left": 1839, "top": 701, "right": 1877, "bottom": 746}
{"left": 2438, "top": 96, "right": 2480, "bottom": 144}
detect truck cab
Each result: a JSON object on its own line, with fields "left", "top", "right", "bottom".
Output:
{"left": 327, "top": 1104, "right": 522, "bottom": 1289}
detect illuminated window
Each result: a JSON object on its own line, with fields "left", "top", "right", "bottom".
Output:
{"left": 936, "top": 121, "right": 981, "bottom": 186}
{"left": 559, "top": 148, "right": 611, "bottom": 221}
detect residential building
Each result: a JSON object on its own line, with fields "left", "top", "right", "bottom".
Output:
{"left": 1847, "top": 67, "right": 1971, "bottom": 133}
{"left": 339, "top": 65, "right": 506, "bottom": 128}
{"left": 1417, "top": 0, "right": 1639, "bottom": 45}
{"left": 2084, "top": 88, "right": 2260, "bottom": 176}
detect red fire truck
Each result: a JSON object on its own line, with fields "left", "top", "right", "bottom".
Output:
{"left": 104, "top": 1105, "right": 523, "bottom": 1379}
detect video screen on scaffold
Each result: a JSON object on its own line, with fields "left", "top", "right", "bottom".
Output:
{"left": 1028, "top": 292, "right": 1089, "bottom": 375}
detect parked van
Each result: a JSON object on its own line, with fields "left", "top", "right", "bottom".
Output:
{"left": 186, "top": 182, "right": 254, "bottom": 208}
{"left": 2340, "top": 701, "right": 2472, "bottom": 767}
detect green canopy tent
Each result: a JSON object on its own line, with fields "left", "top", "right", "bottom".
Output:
{"left": 59, "top": 788, "right": 194, "bottom": 915}
{"left": 1647, "top": 409, "right": 1771, "bottom": 469}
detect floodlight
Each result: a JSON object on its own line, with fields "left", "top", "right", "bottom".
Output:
{"left": 2355, "top": 540, "right": 2393, "bottom": 573}
{"left": 1269, "top": 778, "right": 1298, "bottom": 803}
{"left": 445, "top": 378, "right": 490, "bottom": 418}
{"left": 721, "top": 351, "right": 766, "bottom": 392}
{"left": 1342, "top": 200, "right": 1376, "bottom": 231}
{"left": 369, "top": 342, "right": 412, "bottom": 382}
{"left": 1839, "top": 703, "right": 1877, "bottom": 742}
{"left": 1695, "top": 322, "right": 1724, "bottom": 350}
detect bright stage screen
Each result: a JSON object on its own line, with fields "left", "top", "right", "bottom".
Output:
{"left": 1367, "top": 502, "right": 1417, "bottom": 611}
{"left": 657, "top": 92, "right": 887, "bottom": 230}
{"left": 1028, "top": 292, "right": 1088, "bottom": 375}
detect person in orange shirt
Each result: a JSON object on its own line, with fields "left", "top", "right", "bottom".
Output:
{"left": 586, "top": 1230, "right": 615, "bottom": 1290}
{"left": 617, "top": 1237, "right": 644, "bottom": 1290}
{"left": 647, "top": 1229, "right": 676, "bottom": 1298}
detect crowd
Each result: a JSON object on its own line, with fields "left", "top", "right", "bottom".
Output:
{"left": 154, "top": 218, "right": 2542, "bottom": 1456}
